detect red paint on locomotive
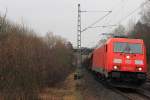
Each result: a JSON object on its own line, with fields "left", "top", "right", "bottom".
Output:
{"left": 91, "top": 37, "right": 147, "bottom": 85}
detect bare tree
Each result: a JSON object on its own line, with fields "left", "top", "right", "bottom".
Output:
{"left": 0, "top": 15, "right": 74, "bottom": 99}
{"left": 113, "top": 24, "right": 126, "bottom": 35}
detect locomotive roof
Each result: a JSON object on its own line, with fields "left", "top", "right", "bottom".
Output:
{"left": 95, "top": 37, "right": 144, "bottom": 49}
{"left": 107, "top": 38, "right": 144, "bottom": 44}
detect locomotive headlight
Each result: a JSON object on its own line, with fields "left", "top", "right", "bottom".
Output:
{"left": 126, "top": 56, "right": 130, "bottom": 59}
{"left": 136, "top": 67, "right": 143, "bottom": 71}
{"left": 138, "top": 67, "right": 142, "bottom": 71}
{"left": 113, "top": 59, "right": 122, "bottom": 63}
{"left": 113, "top": 66, "right": 119, "bottom": 70}
{"left": 135, "top": 60, "right": 143, "bottom": 65}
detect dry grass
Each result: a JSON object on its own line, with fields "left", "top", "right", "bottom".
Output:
{"left": 39, "top": 72, "right": 82, "bottom": 100}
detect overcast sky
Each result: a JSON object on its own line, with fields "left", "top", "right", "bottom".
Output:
{"left": 0, "top": 0, "right": 145, "bottom": 47}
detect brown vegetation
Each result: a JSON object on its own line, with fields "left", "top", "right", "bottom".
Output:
{"left": 0, "top": 15, "right": 74, "bottom": 99}
{"left": 113, "top": 0, "right": 150, "bottom": 63}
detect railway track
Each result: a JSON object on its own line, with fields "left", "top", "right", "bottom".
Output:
{"left": 146, "top": 78, "right": 150, "bottom": 83}
{"left": 89, "top": 69, "right": 150, "bottom": 100}
{"left": 95, "top": 77, "right": 150, "bottom": 100}
{"left": 136, "top": 88, "right": 150, "bottom": 99}
{"left": 141, "top": 78, "right": 150, "bottom": 92}
{"left": 108, "top": 87, "right": 133, "bottom": 100}
{"left": 101, "top": 77, "right": 150, "bottom": 100}
{"left": 108, "top": 87, "right": 150, "bottom": 100}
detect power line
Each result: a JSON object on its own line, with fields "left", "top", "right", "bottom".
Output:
{"left": 75, "top": 4, "right": 112, "bottom": 78}
{"left": 88, "top": 25, "right": 117, "bottom": 28}
{"left": 81, "top": 10, "right": 112, "bottom": 13}
{"left": 102, "top": 0, "right": 127, "bottom": 27}
{"left": 81, "top": 11, "right": 112, "bottom": 32}
{"left": 80, "top": 0, "right": 125, "bottom": 32}
{"left": 118, "top": 0, "right": 149, "bottom": 24}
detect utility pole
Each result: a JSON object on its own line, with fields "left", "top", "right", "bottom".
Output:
{"left": 74, "top": 4, "right": 82, "bottom": 80}
{"left": 74, "top": 4, "right": 113, "bottom": 80}
{"left": 77, "top": 4, "right": 82, "bottom": 68}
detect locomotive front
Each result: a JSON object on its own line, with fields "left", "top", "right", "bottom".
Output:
{"left": 108, "top": 38, "right": 147, "bottom": 85}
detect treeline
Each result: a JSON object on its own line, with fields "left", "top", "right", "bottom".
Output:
{"left": 128, "top": 1, "right": 150, "bottom": 62}
{"left": 0, "top": 16, "right": 73, "bottom": 99}
{"left": 113, "top": 0, "right": 150, "bottom": 62}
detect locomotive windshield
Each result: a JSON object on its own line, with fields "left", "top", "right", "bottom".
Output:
{"left": 114, "top": 42, "right": 142, "bottom": 54}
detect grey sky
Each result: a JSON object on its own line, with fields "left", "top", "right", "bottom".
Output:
{"left": 0, "top": 0, "right": 145, "bottom": 47}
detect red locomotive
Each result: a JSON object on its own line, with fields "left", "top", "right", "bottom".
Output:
{"left": 89, "top": 36, "right": 147, "bottom": 87}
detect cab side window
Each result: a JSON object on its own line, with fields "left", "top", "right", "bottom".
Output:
{"left": 105, "top": 45, "right": 107, "bottom": 52}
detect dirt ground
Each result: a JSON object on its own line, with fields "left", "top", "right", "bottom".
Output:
{"left": 39, "top": 72, "right": 82, "bottom": 100}
{"left": 78, "top": 69, "right": 128, "bottom": 100}
{"left": 39, "top": 69, "right": 128, "bottom": 100}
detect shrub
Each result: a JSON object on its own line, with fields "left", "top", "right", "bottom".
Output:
{"left": 0, "top": 15, "right": 73, "bottom": 98}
